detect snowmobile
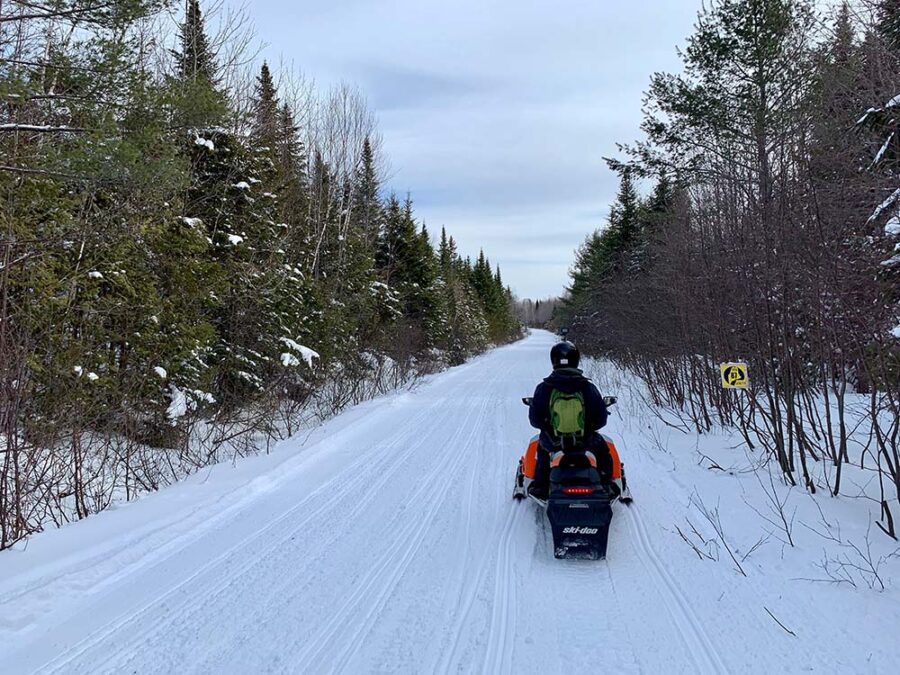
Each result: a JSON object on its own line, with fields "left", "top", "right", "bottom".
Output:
{"left": 513, "top": 396, "right": 631, "bottom": 560}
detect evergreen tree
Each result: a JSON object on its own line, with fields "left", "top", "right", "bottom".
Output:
{"left": 354, "top": 138, "right": 381, "bottom": 247}
{"left": 251, "top": 62, "right": 280, "bottom": 151}
{"left": 277, "top": 103, "right": 304, "bottom": 180}
{"left": 632, "top": 173, "right": 675, "bottom": 270}
{"left": 438, "top": 227, "right": 453, "bottom": 274}
{"left": 273, "top": 102, "right": 308, "bottom": 232}
{"left": 878, "top": 0, "right": 900, "bottom": 53}
{"left": 440, "top": 241, "right": 490, "bottom": 362}
{"left": 647, "top": 173, "right": 674, "bottom": 219}
{"left": 171, "top": 0, "right": 226, "bottom": 129}
{"left": 565, "top": 230, "right": 604, "bottom": 313}
{"left": 376, "top": 194, "right": 404, "bottom": 283}
{"left": 176, "top": 0, "right": 218, "bottom": 84}
{"left": 813, "top": 3, "right": 865, "bottom": 162}
{"left": 308, "top": 149, "right": 336, "bottom": 276}
{"left": 0, "top": 0, "right": 524, "bottom": 541}
{"left": 611, "top": 168, "right": 640, "bottom": 245}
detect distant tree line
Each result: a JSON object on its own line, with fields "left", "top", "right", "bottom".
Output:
{"left": 559, "top": 0, "right": 900, "bottom": 536}
{"left": 0, "top": 0, "right": 521, "bottom": 548}
{"left": 515, "top": 296, "right": 561, "bottom": 328}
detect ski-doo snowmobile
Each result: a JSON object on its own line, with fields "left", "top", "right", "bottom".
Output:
{"left": 513, "top": 396, "right": 631, "bottom": 560}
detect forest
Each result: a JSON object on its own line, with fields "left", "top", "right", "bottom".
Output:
{"left": 0, "top": 0, "right": 521, "bottom": 548}
{"left": 558, "top": 0, "right": 900, "bottom": 538}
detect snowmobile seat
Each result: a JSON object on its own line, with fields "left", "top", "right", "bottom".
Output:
{"left": 551, "top": 450, "right": 597, "bottom": 470}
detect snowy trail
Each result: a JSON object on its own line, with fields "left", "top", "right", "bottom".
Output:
{"left": 4, "top": 330, "right": 874, "bottom": 674}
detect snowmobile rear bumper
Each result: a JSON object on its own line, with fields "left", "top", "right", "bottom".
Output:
{"left": 546, "top": 492, "right": 613, "bottom": 560}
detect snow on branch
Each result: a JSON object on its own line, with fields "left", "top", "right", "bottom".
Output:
{"left": 867, "top": 188, "right": 900, "bottom": 224}
{"left": 279, "top": 337, "right": 320, "bottom": 367}
{"left": 869, "top": 133, "right": 895, "bottom": 171}
{"left": 0, "top": 124, "right": 85, "bottom": 133}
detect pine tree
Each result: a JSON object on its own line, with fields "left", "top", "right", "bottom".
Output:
{"left": 815, "top": 4, "right": 864, "bottom": 145}
{"left": 277, "top": 103, "right": 304, "bottom": 179}
{"left": 647, "top": 173, "right": 673, "bottom": 218}
{"left": 354, "top": 138, "right": 381, "bottom": 247}
{"left": 565, "top": 230, "right": 603, "bottom": 312}
{"left": 438, "top": 227, "right": 453, "bottom": 274}
{"left": 171, "top": 0, "right": 226, "bottom": 129}
{"left": 877, "top": 0, "right": 900, "bottom": 53}
{"left": 251, "top": 62, "right": 280, "bottom": 151}
{"left": 376, "top": 194, "right": 403, "bottom": 283}
{"left": 611, "top": 168, "right": 639, "bottom": 245}
{"left": 308, "top": 150, "right": 335, "bottom": 276}
{"left": 176, "top": 0, "right": 218, "bottom": 84}
{"left": 639, "top": 0, "right": 816, "bottom": 201}
{"left": 273, "top": 101, "right": 307, "bottom": 232}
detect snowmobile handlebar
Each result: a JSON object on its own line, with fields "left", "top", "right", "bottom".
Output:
{"left": 522, "top": 396, "right": 617, "bottom": 407}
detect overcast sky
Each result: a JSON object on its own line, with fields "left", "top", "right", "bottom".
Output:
{"left": 245, "top": 0, "right": 704, "bottom": 298}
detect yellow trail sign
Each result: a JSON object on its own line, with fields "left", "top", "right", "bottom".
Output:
{"left": 720, "top": 363, "right": 749, "bottom": 389}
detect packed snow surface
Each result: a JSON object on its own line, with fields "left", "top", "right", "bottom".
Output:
{"left": 1, "top": 332, "right": 897, "bottom": 673}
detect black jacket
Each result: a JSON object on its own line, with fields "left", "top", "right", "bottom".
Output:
{"left": 529, "top": 367, "right": 608, "bottom": 449}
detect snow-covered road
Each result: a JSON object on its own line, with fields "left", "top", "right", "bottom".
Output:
{"left": 1, "top": 331, "right": 896, "bottom": 674}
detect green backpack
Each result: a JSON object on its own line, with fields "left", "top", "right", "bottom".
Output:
{"left": 549, "top": 389, "right": 586, "bottom": 438}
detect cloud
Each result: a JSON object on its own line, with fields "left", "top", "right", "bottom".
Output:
{"left": 250, "top": 0, "right": 704, "bottom": 297}
{"left": 350, "top": 63, "right": 494, "bottom": 112}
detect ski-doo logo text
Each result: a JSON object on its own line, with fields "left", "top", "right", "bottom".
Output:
{"left": 563, "top": 526, "right": 599, "bottom": 535}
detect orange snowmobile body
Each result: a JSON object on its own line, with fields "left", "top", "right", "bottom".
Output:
{"left": 521, "top": 434, "right": 622, "bottom": 480}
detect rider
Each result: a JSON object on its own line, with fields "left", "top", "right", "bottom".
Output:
{"left": 527, "top": 341, "right": 612, "bottom": 499}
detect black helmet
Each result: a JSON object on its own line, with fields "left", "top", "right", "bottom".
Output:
{"left": 550, "top": 341, "right": 580, "bottom": 369}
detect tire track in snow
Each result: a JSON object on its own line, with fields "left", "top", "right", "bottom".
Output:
{"left": 430, "top": 393, "right": 523, "bottom": 675}
{"left": 289, "top": 395, "right": 490, "bottom": 673}
{"left": 432, "top": 501, "right": 519, "bottom": 675}
{"left": 100, "top": 405, "right": 441, "bottom": 674}
{"left": 37, "top": 403, "right": 438, "bottom": 675}
{"left": 0, "top": 400, "right": 427, "bottom": 613}
{"left": 480, "top": 500, "right": 522, "bottom": 675}
{"left": 417, "top": 416, "right": 482, "bottom": 672}
{"left": 624, "top": 506, "right": 728, "bottom": 674}
{"left": 323, "top": 401, "right": 492, "bottom": 672}
{"left": 600, "top": 545, "right": 643, "bottom": 674}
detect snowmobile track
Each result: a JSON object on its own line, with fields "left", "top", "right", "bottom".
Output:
{"left": 290, "top": 398, "right": 490, "bottom": 672}
{"left": 481, "top": 503, "right": 523, "bottom": 675}
{"left": 36, "top": 402, "right": 440, "bottom": 675}
{"left": 625, "top": 506, "right": 728, "bottom": 674}
{"left": 3, "top": 401, "right": 434, "bottom": 615}
{"left": 427, "top": 426, "right": 491, "bottom": 674}
{"left": 431, "top": 501, "right": 520, "bottom": 675}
